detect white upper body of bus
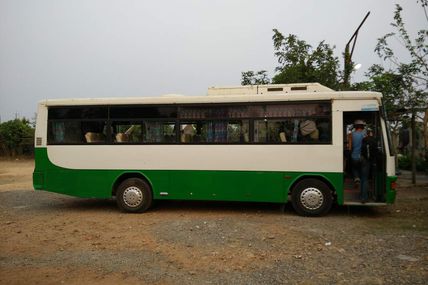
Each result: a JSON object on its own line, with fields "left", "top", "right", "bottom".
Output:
{"left": 37, "top": 83, "right": 382, "bottom": 107}
{"left": 34, "top": 83, "right": 393, "bottom": 176}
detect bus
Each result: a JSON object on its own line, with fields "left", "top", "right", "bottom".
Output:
{"left": 33, "top": 83, "right": 397, "bottom": 216}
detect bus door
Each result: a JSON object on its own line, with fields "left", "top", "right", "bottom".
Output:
{"left": 343, "top": 111, "right": 387, "bottom": 205}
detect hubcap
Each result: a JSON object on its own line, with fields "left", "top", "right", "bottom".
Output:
{"left": 300, "top": 187, "right": 324, "bottom": 210}
{"left": 123, "top": 186, "right": 143, "bottom": 208}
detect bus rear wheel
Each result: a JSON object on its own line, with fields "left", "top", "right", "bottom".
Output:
{"left": 291, "top": 178, "right": 333, "bottom": 216}
{"left": 116, "top": 178, "right": 152, "bottom": 213}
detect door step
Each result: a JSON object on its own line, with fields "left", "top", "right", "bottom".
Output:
{"left": 344, "top": 202, "right": 387, "bottom": 206}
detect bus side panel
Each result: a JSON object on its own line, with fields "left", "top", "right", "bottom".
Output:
{"left": 34, "top": 148, "right": 115, "bottom": 198}
{"left": 167, "top": 170, "right": 286, "bottom": 203}
{"left": 35, "top": 147, "right": 343, "bottom": 203}
{"left": 45, "top": 169, "right": 117, "bottom": 198}
{"left": 219, "top": 170, "right": 285, "bottom": 202}
{"left": 33, "top": 148, "right": 49, "bottom": 190}
{"left": 35, "top": 147, "right": 290, "bottom": 202}
{"left": 165, "top": 171, "right": 343, "bottom": 203}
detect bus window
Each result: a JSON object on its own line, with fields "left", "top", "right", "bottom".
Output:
{"left": 213, "top": 122, "right": 227, "bottom": 143}
{"left": 180, "top": 123, "right": 197, "bottom": 143}
{"left": 227, "top": 120, "right": 249, "bottom": 143}
{"left": 48, "top": 120, "right": 108, "bottom": 144}
{"left": 180, "top": 122, "right": 216, "bottom": 143}
{"left": 110, "top": 106, "right": 177, "bottom": 119}
{"left": 82, "top": 121, "right": 108, "bottom": 143}
{"left": 49, "top": 107, "right": 108, "bottom": 120}
{"left": 180, "top": 120, "right": 249, "bottom": 143}
{"left": 299, "top": 120, "right": 319, "bottom": 142}
{"left": 316, "top": 118, "right": 331, "bottom": 142}
{"left": 48, "top": 106, "right": 109, "bottom": 144}
{"left": 254, "top": 118, "right": 330, "bottom": 144}
{"left": 255, "top": 119, "right": 299, "bottom": 143}
{"left": 112, "top": 122, "right": 143, "bottom": 143}
{"left": 144, "top": 121, "right": 176, "bottom": 143}
{"left": 254, "top": 120, "right": 268, "bottom": 143}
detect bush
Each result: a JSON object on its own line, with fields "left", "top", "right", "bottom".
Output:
{"left": 398, "top": 155, "right": 411, "bottom": 170}
{"left": 0, "top": 119, "right": 34, "bottom": 157}
{"left": 398, "top": 154, "right": 428, "bottom": 172}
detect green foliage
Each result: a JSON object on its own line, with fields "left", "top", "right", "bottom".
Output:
{"left": 241, "top": 70, "right": 270, "bottom": 85}
{"left": 352, "top": 65, "right": 407, "bottom": 121}
{"left": 373, "top": 3, "right": 428, "bottom": 112}
{"left": 398, "top": 154, "right": 428, "bottom": 172}
{"left": 354, "top": 3, "right": 427, "bottom": 156}
{"left": 271, "top": 29, "right": 341, "bottom": 89}
{"left": 398, "top": 154, "right": 411, "bottom": 170}
{"left": 0, "top": 119, "right": 34, "bottom": 156}
{"left": 369, "top": 2, "right": 428, "bottom": 183}
{"left": 240, "top": 30, "right": 341, "bottom": 89}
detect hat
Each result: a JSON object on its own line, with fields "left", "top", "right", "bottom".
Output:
{"left": 300, "top": 120, "right": 317, "bottom": 136}
{"left": 354, "top": 120, "right": 366, "bottom": 126}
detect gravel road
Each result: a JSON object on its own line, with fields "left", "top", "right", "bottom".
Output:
{"left": 0, "top": 160, "right": 427, "bottom": 284}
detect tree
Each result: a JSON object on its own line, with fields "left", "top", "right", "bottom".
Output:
{"left": 371, "top": 1, "right": 428, "bottom": 182}
{"left": 0, "top": 119, "right": 34, "bottom": 157}
{"left": 352, "top": 66, "right": 408, "bottom": 156}
{"left": 271, "top": 30, "right": 341, "bottom": 89}
{"left": 241, "top": 30, "right": 341, "bottom": 89}
{"left": 241, "top": 70, "right": 270, "bottom": 85}
{"left": 353, "top": 65, "right": 406, "bottom": 120}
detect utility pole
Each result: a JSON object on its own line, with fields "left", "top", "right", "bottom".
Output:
{"left": 343, "top": 11, "right": 370, "bottom": 90}
{"left": 411, "top": 110, "right": 417, "bottom": 184}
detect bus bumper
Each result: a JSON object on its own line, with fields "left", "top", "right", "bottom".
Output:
{"left": 386, "top": 176, "right": 397, "bottom": 204}
{"left": 33, "top": 171, "right": 45, "bottom": 190}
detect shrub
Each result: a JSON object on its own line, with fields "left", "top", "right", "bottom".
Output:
{"left": 398, "top": 154, "right": 428, "bottom": 172}
{"left": 0, "top": 119, "right": 34, "bottom": 157}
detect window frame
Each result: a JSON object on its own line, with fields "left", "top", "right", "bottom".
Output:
{"left": 46, "top": 101, "right": 332, "bottom": 145}
{"left": 47, "top": 119, "right": 110, "bottom": 145}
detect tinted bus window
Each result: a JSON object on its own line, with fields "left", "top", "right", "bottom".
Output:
{"left": 48, "top": 120, "right": 108, "bottom": 144}
{"left": 110, "top": 106, "right": 177, "bottom": 119}
{"left": 49, "top": 107, "right": 108, "bottom": 120}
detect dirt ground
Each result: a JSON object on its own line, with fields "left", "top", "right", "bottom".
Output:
{"left": 0, "top": 159, "right": 427, "bottom": 285}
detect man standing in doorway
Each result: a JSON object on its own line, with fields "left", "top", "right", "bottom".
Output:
{"left": 348, "top": 120, "right": 369, "bottom": 203}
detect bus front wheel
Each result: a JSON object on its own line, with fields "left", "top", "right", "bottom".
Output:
{"left": 291, "top": 178, "right": 333, "bottom": 216}
{"left": 116, "top": 178, "right": 152, "bottom": 213}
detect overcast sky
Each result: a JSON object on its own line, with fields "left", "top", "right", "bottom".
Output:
{"left": 0, "top": 0, "right": 425, "bottom": 121}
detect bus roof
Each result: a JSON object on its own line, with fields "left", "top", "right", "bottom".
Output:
{"left": 207, "top": 82, "right": 334, "bottom": 95}
{"left": 40, "top": 84, "right": 383, "bottom": 107}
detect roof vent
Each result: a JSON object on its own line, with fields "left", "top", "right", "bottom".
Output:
{"left": 267, "top": 87, "right": 283, "bottom": 92}
{"left": 290, "top": 86, "right": 307, "bottom": 91}
{"left": 207, "top": 83, "right": 333, "bottom": 96}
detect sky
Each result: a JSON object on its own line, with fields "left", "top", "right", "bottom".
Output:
{"left": 0, "top": 0, "right": 426, "bottom": 122}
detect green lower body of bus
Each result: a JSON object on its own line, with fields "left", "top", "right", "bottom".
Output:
{"left": 33, "top": 148, "right": 396, "bottom": 205}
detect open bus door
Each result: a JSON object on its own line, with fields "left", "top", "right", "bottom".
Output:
{"left": 343, "top": 111, "right": 387, "bottom": 205}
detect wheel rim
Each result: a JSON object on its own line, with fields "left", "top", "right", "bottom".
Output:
{"left": 300, "top": 187, "right": 324, "bottom": 210}
{"left": 123, "top": 186, "right": 144, "bottom": 208}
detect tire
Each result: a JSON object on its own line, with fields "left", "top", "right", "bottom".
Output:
{"left": 291, "top": 178, "right": 333, "bottom": 216}
{"left": 116, "top": 178, "right": 152, "bottom": 213}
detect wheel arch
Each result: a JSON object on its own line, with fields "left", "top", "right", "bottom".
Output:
{"left": 288, "top": 174, "right": 337, "bottom": 197}
{"left": 289, "top": 175, "right": 336, "bottom": 216}
{"left": 112, "top": 172, "right": 153, "bottom": 197}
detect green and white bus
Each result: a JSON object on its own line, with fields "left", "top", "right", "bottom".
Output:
{"left": 33, "top": 83, "right": 397, "bottom": 216}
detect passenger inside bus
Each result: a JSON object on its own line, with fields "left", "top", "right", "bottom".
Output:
{"left": 348, "top": 120, "right": 370, "bottom": 202}
{"left": 181, "top": 124, "right": 195, "bottom": 143}
{"left": 343, "top": 112, "right": 384, "bottom": 204}
{"left": 83, "top": 121, "right": 106, "bottom": 143}
{"left": 300, "top": 120, "right": 319, "bottom": 142}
